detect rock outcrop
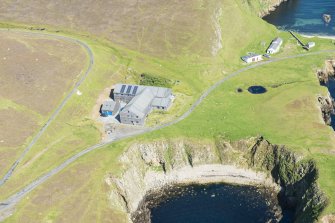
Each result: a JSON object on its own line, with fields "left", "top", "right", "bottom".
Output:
{"left": 316, "top": 60, "right": 335, "bottom": 126}
{"left": 318, "top": 95, "right": 335, "bottom": 125}
{"left": 258, "top": 0, "right": 288, "bottom": 17}
{"left": 317, "top": 60, "right": 335, "bottom": 85}
{"left": 106, "top": 137, "right": 328, "bottom": 223}
{"left": 323, "top": 14, "right": 332, "bottom": 24}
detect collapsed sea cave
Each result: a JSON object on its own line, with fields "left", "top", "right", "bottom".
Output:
{"left": 107, "top": 137, "right": 327, "bottom": 223}
{"left": 132, "top": 183, "right": 294, "bottom": 223}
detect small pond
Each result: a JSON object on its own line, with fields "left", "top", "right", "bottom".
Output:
{"left": 248, "top": 86, "right": 267, "bottom": 94}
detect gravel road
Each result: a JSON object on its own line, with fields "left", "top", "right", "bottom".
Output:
{"left": 0, "top": 29, "right": 334, "bottom": 221}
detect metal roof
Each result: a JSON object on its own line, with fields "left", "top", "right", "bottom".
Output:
{"left": 267, "top": 37, "right": 283, "bottom": 51}
{"left": 122, "top": 88, "right": 155, "bottom": 118}
{"left": 114, "top": 84, "right": 145, "bottom": 96}
{"left": 101, "top": 100, "right": 116, "bottom": 111}
{"left": 114, "top": 83, "right": 171, "bottom": 98}
{"left": 152, "top": 97, "right": 171, "bottom": 108}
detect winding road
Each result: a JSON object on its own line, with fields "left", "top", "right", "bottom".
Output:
{"left": 0, "top": 29, "right": 94, "bottom": 186}
{"left": 0, "top": 29, "right": 334, "bottom": 221}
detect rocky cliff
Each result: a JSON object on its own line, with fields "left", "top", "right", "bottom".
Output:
{"left": 317, "top": 60, "right": 335, "bottom": 126}
{"left": 248, "top": 0, "right": 288, "bottom": 17}
{"left": 106, "top": 137, "right": 327, "bottom": 223}
{"left": 317, "top": 60, "right": 335, "bottom": 85}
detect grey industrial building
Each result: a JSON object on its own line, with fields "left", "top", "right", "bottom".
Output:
{"left": 114, "top": 84, "right": 173, "bottom": 125}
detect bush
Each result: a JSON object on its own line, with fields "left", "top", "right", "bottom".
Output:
{"left": 139, "top": 73, "right": 173, "bottom": 88}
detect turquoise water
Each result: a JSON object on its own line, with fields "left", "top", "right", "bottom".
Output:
{"left": 263, "top": 0, "right": 335, "bottom": 35}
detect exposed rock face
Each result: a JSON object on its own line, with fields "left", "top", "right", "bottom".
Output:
{"left": 318, "top": 95, "right": 335, "bottom": 125}
{"left": 317, "top": 60, "right": 335, "bottom": 85}
{"left": 258, "top": 0, "right": 288, "bottom": 17}
{"left": 323, "top": 14, "right": 332, "bottom": 24}
{"left": 106, "top": 137, "right": 328, "bottom": 223}
{"left": 317, "top": 60, "right": 335, "bottom": 125}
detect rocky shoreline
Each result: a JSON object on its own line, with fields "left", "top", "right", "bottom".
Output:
{"left": 259, "top": 0, "right": 288, "bottom": 17}
{"left": 106, "top": 137, "right": 327, "bottom": 223}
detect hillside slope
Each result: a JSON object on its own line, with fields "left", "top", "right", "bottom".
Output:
{"left": 1, "top": 0, "right": 335, "bottom": 222}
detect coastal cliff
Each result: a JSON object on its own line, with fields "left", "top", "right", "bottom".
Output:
{"left": 106, "top": 137, "right": 327, "bottom": 223}
{"left": 247, "top": 0, "right": 288, "bottom": 17}
{"left": 317, "top": 60, "right": 335, "bottom": 126}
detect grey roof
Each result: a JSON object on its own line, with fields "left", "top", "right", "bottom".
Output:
{"left": 122, "top": 88, "right": 155, "bottom": 118}
{"left": 241, "top": 53, "right": 262, "bottom": 61}
{"left": 268, "top": 37, "right": 283, "bottom": 51}
{"left": 152, "top": 97, "right": 171, "bottom": 108}
{"left": 114, "top": 84, "right": 145, "bottom": 96}
{"left": 115, "top": 83, "right": 171, "bottom": 98}
{"left": 147, "top": 86, "right": 171, "bottom": 98}
{"left": 101, "top": 100, "right": 116, "bottom": 111}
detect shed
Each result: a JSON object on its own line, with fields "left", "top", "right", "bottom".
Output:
{"left": 266, "top": 37, "right": 283, "bottom": 54}
{"left": 307, "top": 42, "right": 315, "bottom": 49}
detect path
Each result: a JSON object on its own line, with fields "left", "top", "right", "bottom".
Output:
{"left": 0, "top": 29, "right": 94, "bottom": 186}
{"left": 0, "top": 33, "right": 334, "bottom": 220}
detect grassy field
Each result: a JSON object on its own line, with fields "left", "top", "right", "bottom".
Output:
{"left": 1, "top": 0, "right": 335, "bottom": 222}
{"left": 0, "top": 31, "right": 87, "bottom": 177}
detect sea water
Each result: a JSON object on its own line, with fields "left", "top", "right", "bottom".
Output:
{"left": 263, "top": 0, "right": 335, "bottom": 35}
{"left": 149, "top": 184, "right": 294, "bottom": 223}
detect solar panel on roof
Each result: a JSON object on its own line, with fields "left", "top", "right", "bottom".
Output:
{"left": 126, "top": 85, "right": 132, "bottom": 94}
{"left": 132, "top": 86, "right": 138, "bottom": 95}
{"left": 120, "top": 85, "right": 126, "bottom": 93}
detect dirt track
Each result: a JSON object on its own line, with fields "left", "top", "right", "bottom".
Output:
{"left": 0, "top": 29, "right": 94, "bottom": 186}
{"left": 1, "top": 31, "right": 334, "bottom": 220}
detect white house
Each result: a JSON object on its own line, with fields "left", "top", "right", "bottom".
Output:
{"left": 241, "top": 53, "right": 263, "bottom": 63}
{"left": 266, "top": 37, "right": 283, "bottom": 54}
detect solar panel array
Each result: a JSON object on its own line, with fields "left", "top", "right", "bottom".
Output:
{"left": 120, "top": 85, "right": 126, "bottom": 93}
{"left": 126, "top": 85, "right": 132, "bottom": 94}
{"left": 132, "top": 86, "right": 138, "bottom": 95}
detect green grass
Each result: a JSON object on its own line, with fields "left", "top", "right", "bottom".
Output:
{"left": 2, "top": 0, "right": 335, "bottom": 221}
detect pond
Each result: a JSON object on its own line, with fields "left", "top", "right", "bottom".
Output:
{"left": 248, "top": 86, "right": 267, "bottom": 94}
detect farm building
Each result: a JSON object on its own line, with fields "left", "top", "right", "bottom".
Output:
{"left": 241, "top": 53, "right": 263, "bottom": 63}
{"left": 119, "top": 88, "right": 155, "bottom": 125}
{"left": 114, "top": 84, "right": 172, "bottom": 110}
{"left": 101, "top": 100, "right": 120, "bottom": 117}
{"left": 266, "top": 37, "right": 283, "bottom": 54}
{"left": 306, "top": 42, "right": 315, "bottom": 49}
{"left": 114, "top": 83, "right": 173, "bottom": 125}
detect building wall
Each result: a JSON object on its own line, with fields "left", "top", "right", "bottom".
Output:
{"left": 120, "top": 110, "right": 145, "bottom": 125}
{"left": 101, "top": 110, "right": 113, "bottom": 116}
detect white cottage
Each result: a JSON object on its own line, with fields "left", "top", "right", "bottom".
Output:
{"left": 241, "top": 53, "right": 263, "bottom": 63}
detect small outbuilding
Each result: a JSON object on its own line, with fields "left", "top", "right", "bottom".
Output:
{"left": 101, "top": 100, "right": 116, "bottom": 117}
{"left": 306, "top": 42, "right": 316, "bottom": 49}
{"left": 241, "top": 53, "right": 263, "bottom": 63}
{"left": 266, "top": 37, "right": 283, "bottom": 54}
